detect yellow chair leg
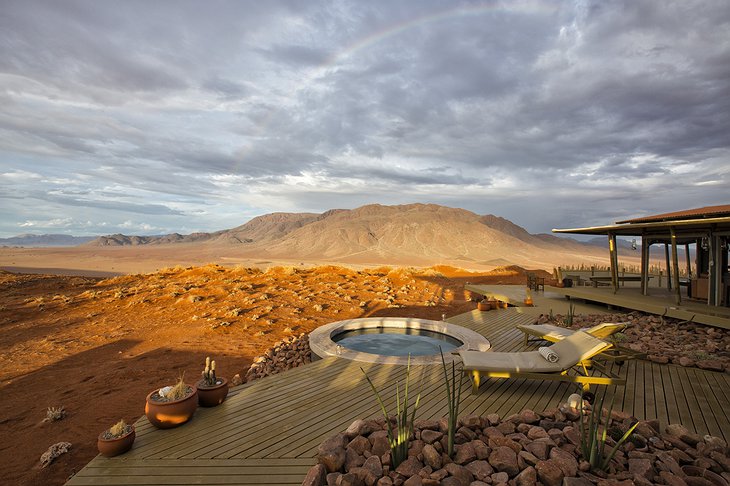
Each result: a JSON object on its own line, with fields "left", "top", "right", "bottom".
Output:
{"left": 471, "top": 370, "right": 481, "bottom": 394}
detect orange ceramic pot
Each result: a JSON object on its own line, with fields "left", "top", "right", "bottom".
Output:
{"left": 145, "top": 385, "right": 198, "bottom": 429}
{"left": 477, "top": 301, "right": 491, "bottom": 311}
{"left": 97, "top": 427, "right": 135, "bottom": 457}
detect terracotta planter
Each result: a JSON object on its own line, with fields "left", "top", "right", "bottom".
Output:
{"left": 477, "top": 301, "right": 491, "bottom": 311}
{"left": 97, "top": 427, "right": 135, "bottom": 457}
{"left": 196, "top": 378, "right": 229, "bottom": 407}
{"left": 145, "top": 385, "right": 198, "bottom": 429}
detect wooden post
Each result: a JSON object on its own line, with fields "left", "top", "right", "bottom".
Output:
{"left": 707, "top": 233, "right": 714, "bottom": 306}
{"left": 712, "top": 234, "right": 723, "bottom": 306}
{"left": 640, "top": 235, "right": 649, "bottom": 295}
{"left": 684, "top": 244, "right": 691, "bottom": 278}
{"left": 670, "top": 227, "right": 681, "bottom": 305}
{"left": 608, "top": 232, "right": 619, "bottom": 293}
{"left": 664, "top": 244, "right": 672, "bottom": 290}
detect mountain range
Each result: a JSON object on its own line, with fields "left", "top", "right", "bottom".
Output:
{"left": 0, "top": 234, "right": 96, "bottom": 247}
{"left": 79, "top": 203, "right": 615, "bottom": 269}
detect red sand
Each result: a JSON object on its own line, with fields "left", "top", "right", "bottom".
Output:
{"left": 0, "top": 264, "right": 541, "bottom": 485}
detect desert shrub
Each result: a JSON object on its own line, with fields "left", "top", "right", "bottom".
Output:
{"left": 44, "top": 406, "right": 66, "bottom": 422}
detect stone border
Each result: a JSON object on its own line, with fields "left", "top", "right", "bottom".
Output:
{"left": 309, "top": 317, "right": 491, "bottom": 365}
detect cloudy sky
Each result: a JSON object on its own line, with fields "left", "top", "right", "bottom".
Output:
{"left": 1, "top": 0, "right": 728, "bottom": 238}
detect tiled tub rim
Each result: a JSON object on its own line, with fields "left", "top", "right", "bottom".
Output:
{"left": 309, "top": 317, "right": 491, "bottom": 365}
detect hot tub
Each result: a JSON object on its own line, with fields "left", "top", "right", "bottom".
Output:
{"left": 309, "top": 317, "right": 491, "bottom": 365}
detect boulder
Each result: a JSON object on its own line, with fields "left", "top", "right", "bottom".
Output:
{"left": 346, "top": 420, "right": 368, "bottom": 439}
{"left": 549, "top": 447, "right": 578, "bottom": 477}
{"left": 464, "top": 460, "right": 494, "bottom": 481}
{"left": 363, "top": 456, "right": 384, "bottom": 478}
{"left": 402, "top": 474, "right": 422, "bottom": 486}
{"left": 660, "top": 471, "right": 689, "bottom": 486}
{"left": 337, "top": 472, "right": 365, "bottom": 486}
{"left": 420, "top": 430, "right": 443, "bottom": 445}
{"left": 525, "top": 441, "right": 550, "bottom": 460}
{"left": 345, "top": 447, "right": 365, "bottom": 471}
{"left": 422, "top": 444, "right": 442, "bottom": 470}
{"left": 518, "top": 450, "right": 540, "bottom": 467}
{"left": 444, "top": 463, "right": 474, "bottom": 486}
{"left": 514, "top": 466, "right": 537, "bottom": 486}
{"left": 485, "top": 414, "right": 500, "bottom": 426}
{"left": 349, "top": 436, "right": 372, "bottom": 455}
{"left": 496, "top": 422, "right": 516, "bottom": 435}
{"left": 395, "top": 457, "right": 423, "bottom": 478}
{"left": 350, "top": 466, "right": 379, "bottom": 486}
{"left": 535, "top": 460, "right": 565, "bottom": 486}
{"left": 491, "top": 471, "right": 510, "bottom": 484}
{"left": 488, "top": 437, "right": 522, "bottom": 454}
{"left": 520, "top": 410, "right": 541, "bottom": 424}
{"left": 318, "top": 434, "right": 348, "bottom": 473}
{"left": 454, "top": 443, "right": 477, "bottom": 465}
{"left": 371, "top": 433, "right": 390, "bottom": 457}
{"left": 471, "top": 440, "right": 490, "bottom": 460}
{"left": 697, "top": 360, "right": 725, "bottom": 372}
{"left": 527, "top": 427, "right": 550, "bottom": 440}
{"left": 488, "top": 446, "right": 519, "bottom": 477}
{"left": 628, "top": 458, "right": 655, "bottom": 481}
{"left": 303, "top": 464, "right": 328, "bottom": 486}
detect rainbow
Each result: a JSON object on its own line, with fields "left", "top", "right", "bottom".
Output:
{"left": 237, "top": 1, "right": 557, "bottom": 165}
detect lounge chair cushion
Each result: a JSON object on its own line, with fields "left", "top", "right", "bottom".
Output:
{"left": 458, "top": 349, "right": 564, "bottom": 372}
{"left": 517, "top": 322, "right": 627, "bottom": 341}
{"left": 458, "top": 331, "right": 610, "bottom": 373}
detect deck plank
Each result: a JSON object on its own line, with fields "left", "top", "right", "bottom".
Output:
{"left": 66, "top": 308, "right": 730, "bottom": 486}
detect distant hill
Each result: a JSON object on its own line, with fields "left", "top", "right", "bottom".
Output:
{"left": 0, "top": 234, "right": 96, "bottom": 247}
{"left": 84, "top": 203, "right": 613, "bottom": 269}
{"left": 88, "top": 232, "right": 219, "bottom": 246}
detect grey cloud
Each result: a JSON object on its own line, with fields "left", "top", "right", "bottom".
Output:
{"left": 0, "top": 0, "right": 728, "bottom": 237}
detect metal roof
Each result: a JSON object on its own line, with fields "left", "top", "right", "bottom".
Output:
{"left": 552, "top": 215, "right": 730, "bottom": 236}
{"left": 615, "top": 204, "right": 730, "bottom": 224}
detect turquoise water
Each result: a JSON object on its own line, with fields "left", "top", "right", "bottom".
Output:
{"left": 333, "top": 327, "right": 462, "bottom": 356}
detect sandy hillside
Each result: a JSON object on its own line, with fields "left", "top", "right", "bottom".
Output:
{"left": 2, "top": 204, "right": 631, "bottom": 275}
{"left": 0, "top": 264, "right": 543, "bottom": 486}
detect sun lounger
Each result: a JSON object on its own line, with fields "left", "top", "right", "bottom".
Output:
{"left": 516, "top": 322, "right": 628, "bottom": 345}
{"left": 457, "top": 331, "right": 625, "bottom": 394}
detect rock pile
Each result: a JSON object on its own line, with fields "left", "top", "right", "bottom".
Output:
{"left": 302, "top": 404, "right": 730, "bottom": 486}
{"left": 538, "top": 311, "right": 730, "bottom": 373}
{"left": 245, "top": 333, "right": 312, "bottom": 382}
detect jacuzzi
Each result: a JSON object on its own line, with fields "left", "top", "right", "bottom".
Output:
{"left": 309, "top": 317, "right": 491, "bottom": 365}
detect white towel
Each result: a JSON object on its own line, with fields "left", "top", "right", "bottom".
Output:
{"left": 538, "top": 346, "right": 559, "bottom": 363}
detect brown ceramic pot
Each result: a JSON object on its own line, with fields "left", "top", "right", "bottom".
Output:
{"left": 196, "top": 378, "right": 229, "bottom": 407}
{"left": 145, "top": 385, "right": 198, "bottom": 429}
{"left": 477, "top": 301, "right": 490, "bottom": 311}
{"left": 97, "top": 427, "right": 135, "bottom": 457}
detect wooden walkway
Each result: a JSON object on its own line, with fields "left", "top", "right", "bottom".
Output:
{"left": 549, "top": 285, "right": 730, "bottom": 329}
{"left": 67, "top": 310, "right": 730, "bottom": 486}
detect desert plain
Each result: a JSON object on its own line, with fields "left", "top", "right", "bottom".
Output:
{"left": 0, "top": 244, "right": 553, "bottom": 486}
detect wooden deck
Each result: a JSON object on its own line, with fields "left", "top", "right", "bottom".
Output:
{"left": 548, "top": 285, "right": 730, "bottom": 329}
{"left": 67, "top": 309, "right": 730, "bottom": 486}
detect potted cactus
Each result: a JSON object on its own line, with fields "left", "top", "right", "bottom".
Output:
{"left": 97, "top": 419, "right": 135, "bottom": 457}
{"left": 145, "top": 374, "right": 197, "bottom": 429}
{"left": 196, "top": 356, "right": 229, "bottom": 407}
